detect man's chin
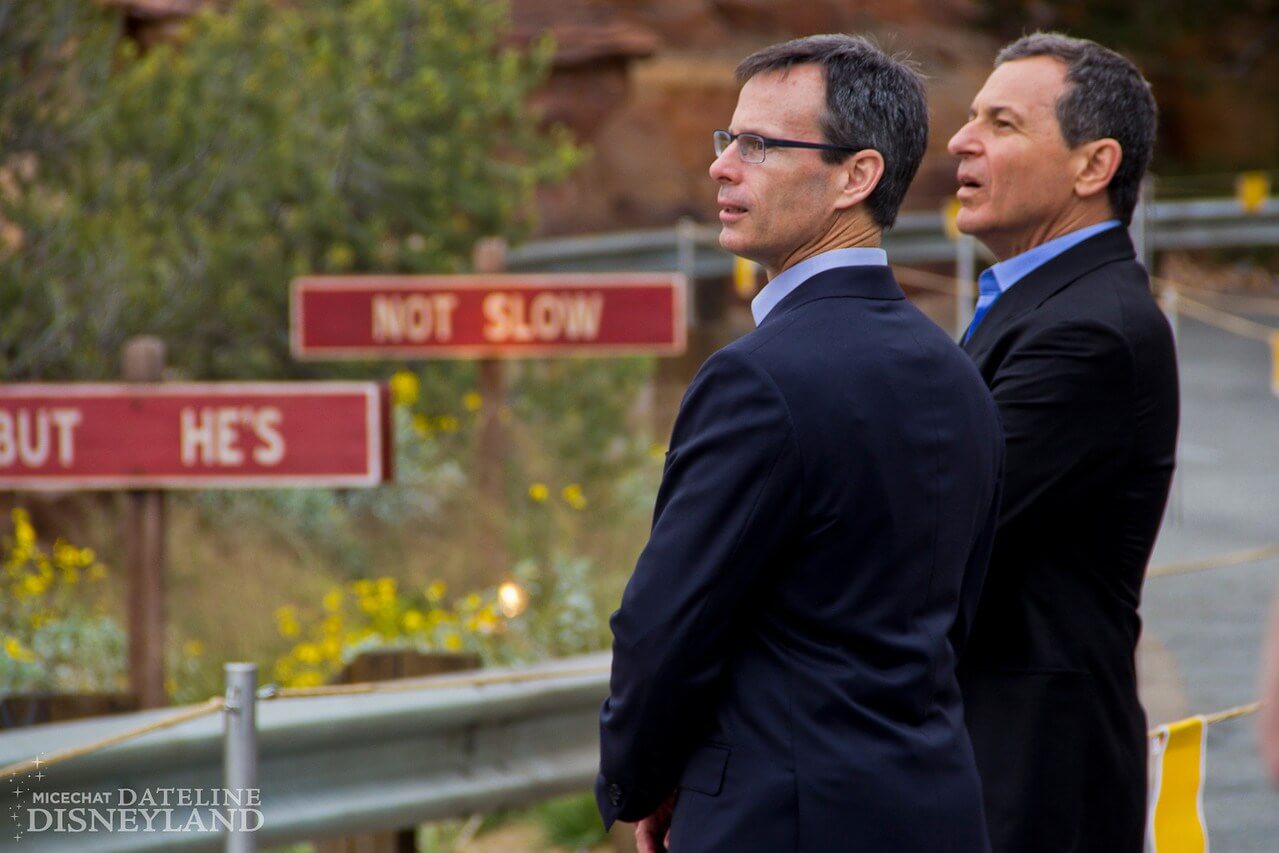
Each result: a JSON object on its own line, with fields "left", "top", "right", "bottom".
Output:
{"left": 953, "top": 211, "right": 989, "bottom": 241}
{"left": 717, "top": 227, "right": 750, "bottom": 256}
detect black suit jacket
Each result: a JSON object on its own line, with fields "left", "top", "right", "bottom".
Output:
{"left": 958, "top": 226, "right": 1179, "bottom": 853}
{"left": 597, "top": 265, "right": 1004, "bottom": 851}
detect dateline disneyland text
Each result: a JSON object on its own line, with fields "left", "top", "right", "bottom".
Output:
{"left": 23, "top": 787, "right": 263, "bottom": 833}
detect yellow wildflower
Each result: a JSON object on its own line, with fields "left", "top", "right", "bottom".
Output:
{"left": 292, "top": 671, "right": 326, "bottom": 688}
{"left": 274, "top": 606, "right": 300, "bottom": 639}
{"left": 183, "top": 640, "right": 205, "bottom": 657}
{"left": 528, "top": 483, "right": 549, "bottom": 502}
{"left": 296, "top": 643, "right": 322, "bottom": 665}
{"left": 561, "top": 483, "right": 588, "bottom": 511}
{"left": 322, "top": 588, "right": 344, "bottom": 613}
{"left": 442, "top": 632, "right": 463, "bottom": 652}
{"left": 13, "top": 508, "right": 35, "bottom": 548}
{"left": 425, "top": 580, "right": 447, "bottom": 603}
{"left": 389, "top": 370, "right": 421, "bottom": 407}
{"left": 462, "top": 391, "right": 483, "bottom": 412}
{"left": 376, "top": 577, "right": 397, "bottom": 600}
{"left": 402, "top": 609, "right": 425, "bottom": 632}
{"left": 4, "top": 636, "right": 32, "bottom": 661}
{"left": 436, "top": 415, "right": 460, "bottom": 432}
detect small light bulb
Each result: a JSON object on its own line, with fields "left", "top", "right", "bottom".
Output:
{"left": 498, "top": 581, "right": 529, "bottom": 618}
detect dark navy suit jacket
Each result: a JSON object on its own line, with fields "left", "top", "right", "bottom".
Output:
{"left": 958, "top": 227, "right": 1178, "bottom": 853}
{"left": 597, "top": 264, "right": 1004, "bottom": 851}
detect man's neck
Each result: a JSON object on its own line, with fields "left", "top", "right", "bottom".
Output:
{"left": 987, "top": 204, "right": 1114, "bottom": 261}
{"left": 766, "top": 215, "right": 881, "bottom": 280}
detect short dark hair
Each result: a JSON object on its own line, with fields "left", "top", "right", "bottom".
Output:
{"left": 996, "top": 32, "right": 1156, "bottom": 225}
{"left": 735, "top": 35, "right": 928, "bottom": 230}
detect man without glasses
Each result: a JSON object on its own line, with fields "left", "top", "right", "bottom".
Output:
{"left": 949, "top": 32, "right": 1179, "bottom": 853}
{"left": 597, "top": 34, "right": 1003, "bottom": 852}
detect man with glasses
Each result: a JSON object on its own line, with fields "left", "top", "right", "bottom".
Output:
{"left": 597, "top": 35, "right": 1003, "bottom": 852}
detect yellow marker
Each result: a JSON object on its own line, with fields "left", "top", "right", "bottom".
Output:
{"left": 1148, "top": 716, "right": 1207, "bottom": 853}
{"left": 943, "top": 197, "right": 962, "bottom": 240}
{"left": 733, "top": 256, "right": 759, "bottom": 298}
{"left": 1271, "top": 332, "right": 1279, "bottom": 398}
{"left": 1236, "top": 171, "right": 1270, "bottom": 214}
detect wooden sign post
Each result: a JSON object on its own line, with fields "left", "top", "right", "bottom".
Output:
{"left": 123, "top": 337, "right": 167, "bottom": 709}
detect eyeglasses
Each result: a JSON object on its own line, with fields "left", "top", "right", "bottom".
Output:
{"left": 713, "top": 129, "right": 858, "bottom": 164}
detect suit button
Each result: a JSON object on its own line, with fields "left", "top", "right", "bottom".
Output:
{"left": 608, "top": 783, "right": 623, "bottom": 806}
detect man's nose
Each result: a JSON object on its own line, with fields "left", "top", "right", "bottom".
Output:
{"left": 709, "top": 146, "right": 739, "bottom": 183}
{"left": 947, "top": 123, "right": 978, "bottom": 157}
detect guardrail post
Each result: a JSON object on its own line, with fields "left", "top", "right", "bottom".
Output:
{"left": 224, "top": 663, "right": 259, "bottom": 853}
{"left": 954, "top": 234, "right": 976, "bottom": 340}
{"left": 1132, "top": 175, "right": 1153, "bottom": 272}
{"left": 676, "top": 217, "right": 698, "bottom": 327}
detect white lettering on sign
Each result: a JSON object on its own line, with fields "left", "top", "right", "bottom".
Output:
{"left": 180, "top": 407, "right": 286, "bottom": 467}
{"left": 371, "top": 294, "right": 459, "bottom": 343}
{"left": 0, "top": 408, "right": 83, "bottom": 468}
{"left": 481, "top": 292, "right": 604, "bottom": 343}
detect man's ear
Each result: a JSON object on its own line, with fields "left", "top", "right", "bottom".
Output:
{"left": 833, "top": 149, "right": 885, "bottom": 211}
{"left": 1074, "top": 138, "right": 1122, "bottom": 201}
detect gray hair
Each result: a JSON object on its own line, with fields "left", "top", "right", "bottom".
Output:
{"left": 996, "top": 32, "right": 1156, "bottom": 225}
{"left": 735, "top": 35, "right": 929, "bottom": 230}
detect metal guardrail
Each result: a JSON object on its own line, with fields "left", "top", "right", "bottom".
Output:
{"left": 0, "top": 654, "right": 609, "bottom": 851}
{"left": 505, "top": 198, "right": 1278, "bottom": 277}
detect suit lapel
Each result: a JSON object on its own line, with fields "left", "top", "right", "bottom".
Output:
{"left": 962, "top": 226, "right": 1137, "bottom": 357}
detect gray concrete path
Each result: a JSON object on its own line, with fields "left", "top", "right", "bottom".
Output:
{"left": 1138, "top": 311, "right": 1279, "bottom": 851}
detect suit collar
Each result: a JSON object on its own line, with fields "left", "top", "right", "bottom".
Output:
{"left": 752, "top": 248, "right": 888, "bottom": 325}
{"left": 761, "top": 264, "right": 904, "bottom": 326}
{"left": 962, "top": 225, "right": 1136, "bottom": 353}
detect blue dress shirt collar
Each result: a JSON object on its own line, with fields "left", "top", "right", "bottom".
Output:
{"left": 751, "top": 247, "right": 888, "bottom": 326}
{"left": 985, "top": 220, "right": 1122, "bottom": 297}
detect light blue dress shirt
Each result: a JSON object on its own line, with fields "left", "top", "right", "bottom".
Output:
{"left": 751, "top": 247, "right": 888, "bottom": 326}
{"left": 964, "top": 220, "right": 1121, "bottom": 342}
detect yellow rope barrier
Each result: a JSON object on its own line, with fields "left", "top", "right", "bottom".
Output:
{"left": 1149, "top": 543, "right": 1279, "bottom": 578}
{"left": 891, "top": 265, "right": 962, "bottom": 295}
{"left": 1200, "top": 701, "right": 1261, "bottom": 727}
{"left": 1163, "top": 285, "right": 1279, "bottom": 316}
{"left": 0, "top": 697, "right": 224, "bottom": 779}
{"left": 1148, "top": 702, "right": 1260, "bottom": 739}
{"left": 1171, "top": 294, "right": 1277, "bottom": 342}
{"left": 1153, "top": 275, "right": 1279, "bottom": 341}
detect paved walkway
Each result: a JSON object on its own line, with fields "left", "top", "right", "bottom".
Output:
{"left": 1138, "top": 311, "right": 1279, "bottom": 850}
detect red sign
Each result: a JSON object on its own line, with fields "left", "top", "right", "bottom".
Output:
{"left": 291, "top": 274, "right": 687, "bottom": 359}
{"left": 0, "top": 383, "right": 389, "bottom": 490}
